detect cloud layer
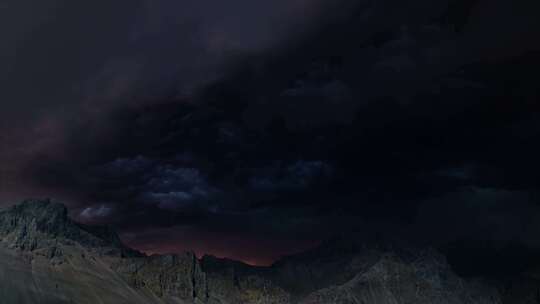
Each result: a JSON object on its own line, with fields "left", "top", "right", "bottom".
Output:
{"left": 2, "top": 0, "right": 540, "bottom": 264}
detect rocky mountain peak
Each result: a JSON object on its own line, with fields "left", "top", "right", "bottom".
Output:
{"left": 10, "top": 198, "right": 67, "bottom": 213}
{"left": 2, "top": 199, "right": 69, "bottom": 234}
{"left": 0, "top": 199, "right": 139, "bottom": 257}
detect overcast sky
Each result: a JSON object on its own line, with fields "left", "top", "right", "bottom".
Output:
{"left": 1, "top": 0, "right": 540, "bottom": 265}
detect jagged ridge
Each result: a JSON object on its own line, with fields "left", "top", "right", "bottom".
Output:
{"left": 0, "top": 199, "right": 537, "bottom": 304}
{"left": 0, "top": 198, "right": 139, "bottom": 257}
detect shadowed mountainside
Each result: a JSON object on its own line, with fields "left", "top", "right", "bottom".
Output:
{"left": 1, "top": 199, "right": 539, "bottom": 303}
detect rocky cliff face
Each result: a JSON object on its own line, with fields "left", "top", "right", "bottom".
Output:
{"left": 113, "top": 253, "right": 208, "bottom": 302}
{"left": 0, "top": 199, "right": 536, "bottom": 304}
{"left": 0, "top": 199, "right": 138, "bottom": 257}
{"left": 200, "top": 255, "right": 290, "bottom": 304}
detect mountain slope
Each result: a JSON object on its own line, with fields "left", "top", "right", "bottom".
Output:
{"left": 0, "top": 199, "right": 535, "bottom": 303}
{"left": 0, "top": 199, "right": 289, "bottom": 304}
{"left": 0, "top": 199, "right": 162, "bottom": 303}
{"left": 299, "top": 252, "right": 500, "bottom": 304}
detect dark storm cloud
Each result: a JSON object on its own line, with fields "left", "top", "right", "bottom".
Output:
{"left": 101, "top": 156, "right": 155, "bottom": 177}
{"left": 0, "top": 0, "right": 338, "bottom": 202}
{"left": 414, "top": 187, "right": 540, "bottom": 247}
{"left": 0, "top": 0, "right": 346, "bottom": 120}
{"left": 21, "top": 50, "right": 540, "bottom": 261}
{"left": 83, "top": 157, "right": 217, "bottom": 210}
{"left": 2, "top": 0, "right": 540, "bottom": 263}
{"left": 248, "top": 160, "right": 333, "bottom": 192}
{"left": 139, "top": 166, "right": 221, "bottom": 211}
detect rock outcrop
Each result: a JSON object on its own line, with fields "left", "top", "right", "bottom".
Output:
{"left": 0, "top": 199, "right": 139, "bottom": 258}
{"left": 201, "top": 255, "right": 290, "bottom": 304}
{"left": 113, "top": 252, "right": 208, "bottom": 302}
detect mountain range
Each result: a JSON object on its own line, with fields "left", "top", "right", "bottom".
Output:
{"left": 1, "top": 199, "right": 539, "bottom": 303}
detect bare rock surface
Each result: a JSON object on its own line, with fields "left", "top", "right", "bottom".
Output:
{"left": 0, "top": 199, "right": 139, "bottom": 257}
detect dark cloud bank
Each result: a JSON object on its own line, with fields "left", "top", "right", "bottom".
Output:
{"left": 1, "top": 0, "right": 540, "bottom": 268}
